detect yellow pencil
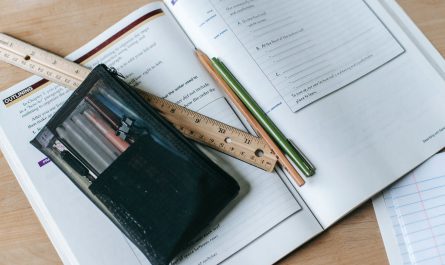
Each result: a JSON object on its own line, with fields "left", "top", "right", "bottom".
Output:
{"left": 196, "top": 49, "right": 305, "bottom": 186}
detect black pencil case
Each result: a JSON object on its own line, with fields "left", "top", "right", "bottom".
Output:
{"left": 31, "top": 64, "right": 240, "bottom": 265}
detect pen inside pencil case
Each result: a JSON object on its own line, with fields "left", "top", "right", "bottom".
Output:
{"left": 54, "top": 82, "right": 149, "bottom": 175}
{"left": 49, "top": 139, "right": 97, "bottom": 182}
{"left": 83, "top": 109, "right": 130, "bottom": 152}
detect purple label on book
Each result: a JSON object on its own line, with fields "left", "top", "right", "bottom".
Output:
{"left": 38, "top": 157, "right": 51, "bottom": 167}
{"left": 171, "top": 0, "right": 178, "bottom": 5}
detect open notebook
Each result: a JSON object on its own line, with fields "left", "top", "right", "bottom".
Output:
{"left": 374, "top": 153, "right": 445, "bottom": 265}
{"left": 1, "top": 1, "right": 445, "bottom": 264}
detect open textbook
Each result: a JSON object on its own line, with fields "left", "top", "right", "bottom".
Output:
{"left": 373, "top": 153, "right": 445, "bottom": 265}
{"left": 1, "top": 0, "right": 445, "bottom": 264}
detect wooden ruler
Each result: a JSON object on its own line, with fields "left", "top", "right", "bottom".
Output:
{"left": 0, "top": 33, "right": 277, "bottom": 172}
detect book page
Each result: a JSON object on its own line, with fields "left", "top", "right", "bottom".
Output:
{"left": 166, "top": 0, "right": 445, "bottom": 227}
{"left": 373, "top": 153, "right": 445, "bottom": 265}
{"left": 0, "top": 2, "right": 322, "bottom": 265}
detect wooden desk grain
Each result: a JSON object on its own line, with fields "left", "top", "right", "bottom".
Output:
{"left": 0, "top": 1, "right": 444, "bottom": 264}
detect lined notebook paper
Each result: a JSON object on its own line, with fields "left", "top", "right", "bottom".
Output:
{"left": 380, "top": 189, "right": 412, "bottom": 264}
{"left": 375, "top": 153, "right": 445, "bottom": 265}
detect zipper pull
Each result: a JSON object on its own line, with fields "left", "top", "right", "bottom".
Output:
{"left": 107, "top": 67, "right": 125, "bottom": 79}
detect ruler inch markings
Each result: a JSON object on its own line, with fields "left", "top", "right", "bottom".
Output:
{"left": 0, "top": 33, "right": 277, "bottom": 171}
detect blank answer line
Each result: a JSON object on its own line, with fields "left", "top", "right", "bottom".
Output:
{"left": 290, "top": 65, "right": 331, "bottom": 84}
{"left": 254, "top": 38, "right": 310, "bottom": 62}
{"left": 264, "top": 34, "right": 310, "bottom": 53}
{"left": 252, "top": 16, "right": 293, "bottom": 33}
{"left": 291, "top": 67, "right": 333, "bottom": 86}
{"left": 254, "top": 20, "right": 299, "bottom": 39}
{"left": 270, "top": 39, "right": 312, "bottom": 58}
{"left": 274, "top": 43, "right": 316, "bottom": 63}
{"left": 280, "top": 53, "right": 328, "bottom": 73}
{"left": 286, "top": 60, "right": 327, "bottom": 79}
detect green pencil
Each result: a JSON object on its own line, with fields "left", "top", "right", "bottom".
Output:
{"left": 211, "top": 58, "right": 315, "bottom": 177}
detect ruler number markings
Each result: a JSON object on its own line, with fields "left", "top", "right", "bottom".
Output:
{"left": 0, "top": 34, "right": 278, "bottom": 171}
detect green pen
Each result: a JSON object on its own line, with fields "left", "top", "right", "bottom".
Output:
{"left": 211, "top": 58, "right": 315, "bottom": 177}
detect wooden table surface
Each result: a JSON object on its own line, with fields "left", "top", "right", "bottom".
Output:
{"left": 0, "top": 1, "right": 444, "bottom": 264}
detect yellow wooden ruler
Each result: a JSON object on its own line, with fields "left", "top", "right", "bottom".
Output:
{"left": 0, "top": 33, "right": 277, "bottom": 172}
